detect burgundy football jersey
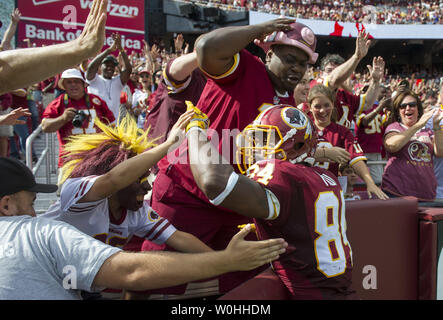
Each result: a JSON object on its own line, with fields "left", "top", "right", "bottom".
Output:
{"left": 248, "top": 159, "right": 354, "bottom": 299}
{"left": 355, "top": 103, "right": 388, "bottom": 154}
{"left": 144, "top": 59, "right": 207, "bottom": 144}
{"left": 315, "top": 122, "right": 367, "bottom": 177}
{"left": 334, "top": 88, "right": 366, "bottom": 129}
{"left": 156, "top": 49, "right": 296, "bottom": 203}
{"left": 145, "top": 49, "right": 296, "bottom": 294}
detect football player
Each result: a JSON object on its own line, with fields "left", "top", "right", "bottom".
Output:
{"left": 187, "top": 102, "right": 357, "bottom": 299}
{"left": 140, "top": 19, "right": 319, "bottom": 297}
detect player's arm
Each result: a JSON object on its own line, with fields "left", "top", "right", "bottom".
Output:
{"left": 166, "top": 230, "right": 213, "bottom": 253}
{"left": 0, "top": 0, "right": 107, "bottom": 95}
{"left": 168, "top": 51, "right": 199, "bottom": 82}
{"left": 196, "top": 18, "right": 294, "bottom": 76}
{"left": 78, "top": 110, "right": 194, "bottom": 203}
{"left": 187, "top": 125, "right": 271, "bottom": 220}
{"left": 314, "top": 146, "right": 350, "bottom": 164}
{"left": 93, "top": 225, "right": 287, "bottom": 291}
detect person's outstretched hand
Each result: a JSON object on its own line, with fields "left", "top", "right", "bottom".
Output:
{"left": 222, "top": 224, "right": 287, "bottom": 272}
{"left": 0, "top": 107, "right": 31, "bottom": 126}
{"left": 75, "top": 0, "right": 108, "bottom": 57}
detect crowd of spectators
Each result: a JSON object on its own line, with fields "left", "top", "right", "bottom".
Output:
{"left": 180, "top": 0, "right": 443, "bottom": 24}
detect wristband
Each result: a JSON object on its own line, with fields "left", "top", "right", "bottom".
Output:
{"left": 209, "top": 171, "right": 239, "bottom": 206}
{"left": 186, "top": 126, "right": 205, "bottom": 137}
{"left": 185, "top": 100, "right": 210, "bottom": 132}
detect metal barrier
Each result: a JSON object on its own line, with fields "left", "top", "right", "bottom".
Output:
{"left": 25, "top": 124, "right": 57, "bottom": 184}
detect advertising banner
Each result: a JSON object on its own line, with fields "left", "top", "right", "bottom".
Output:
{"left": 17, "top": 0, "right": 145, "bottom": 53}
{"left": 250, "top": 11, "right": 443, "bottom": 40}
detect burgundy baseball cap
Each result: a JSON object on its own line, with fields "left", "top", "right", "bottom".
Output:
{"left": 255, "top": 21, "right": 318, "bottom": 64}
{"left": 0, "top": 157, "right": 58, "bottom": 197}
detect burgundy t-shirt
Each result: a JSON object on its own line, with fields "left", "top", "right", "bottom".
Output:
{"left": 381, "top": 121, "right": 436, "bottom": 201}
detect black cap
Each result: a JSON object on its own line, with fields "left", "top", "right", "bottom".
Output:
{"left": 102, "top": 55, "right": 118, "bottom": 66}
{"left": 0, "top": 157, "right": 58, "bottom": 197}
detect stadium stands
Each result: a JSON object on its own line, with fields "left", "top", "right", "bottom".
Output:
{"left": 178, "top": 0, "right": 443, "bottom": 24}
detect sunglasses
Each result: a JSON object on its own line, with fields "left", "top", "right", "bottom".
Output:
{"left": 399, "top": 101, "right": 418, "bottom": 109}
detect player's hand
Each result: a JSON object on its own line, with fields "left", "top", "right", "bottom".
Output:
{"left": 184, "top": 101, "right": 210, "bottom": 132}
{"left": 75, "top": 0, "right": 108, "bottom": 57}
{"left": 325, "top": 146, "right": 350, "bottom": 164}
{"left": 366, "top": 183, "right": 389, "bottom": 200}
{"left": 223, "top": 224, "right": 287, "bottom": 271}
{"left": 62, "top": 108, "right": 77, "bottom": 122}
{"left": 255, "top": 18, "right": 295, "bottom": 42}
{"left": 0, "top": 107, "right": 31, "bottom": 126}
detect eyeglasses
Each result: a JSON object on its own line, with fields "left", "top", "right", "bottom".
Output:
{"left": 399, "top": 101, "right": 418, "bottom": 109}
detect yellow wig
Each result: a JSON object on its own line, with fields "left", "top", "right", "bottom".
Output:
{"left": 60, "top": 114, "right": 160, "bottom": 184}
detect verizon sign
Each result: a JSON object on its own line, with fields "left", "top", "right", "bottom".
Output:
{"left": 17, "top": 0, "right": 145, "bottom": 52}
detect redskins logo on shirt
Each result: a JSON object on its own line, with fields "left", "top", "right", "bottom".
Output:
{"left": 408, "top": 141, "right": 431, "bottom": 162}
{"left": 147, "top": 208, "right": 161, "bottom": 222}
{"left": 92, "top": 97, "right": 101, "bottom": 105}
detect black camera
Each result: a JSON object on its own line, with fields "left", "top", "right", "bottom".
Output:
{"left": 72, "top": 110, "right": 87, "bottom": 128}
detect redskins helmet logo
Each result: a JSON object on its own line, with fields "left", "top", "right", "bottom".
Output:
{"left": 282, "top": 107, "right": 307, "bottom": 129}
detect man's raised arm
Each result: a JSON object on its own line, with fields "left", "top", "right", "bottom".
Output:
{"left": 196, "top": 18, "right": 294, "bottom": 77}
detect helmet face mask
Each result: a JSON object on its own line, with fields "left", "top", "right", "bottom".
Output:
{"left": 236, "top": 105, "right": 317, "bottom": 174}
